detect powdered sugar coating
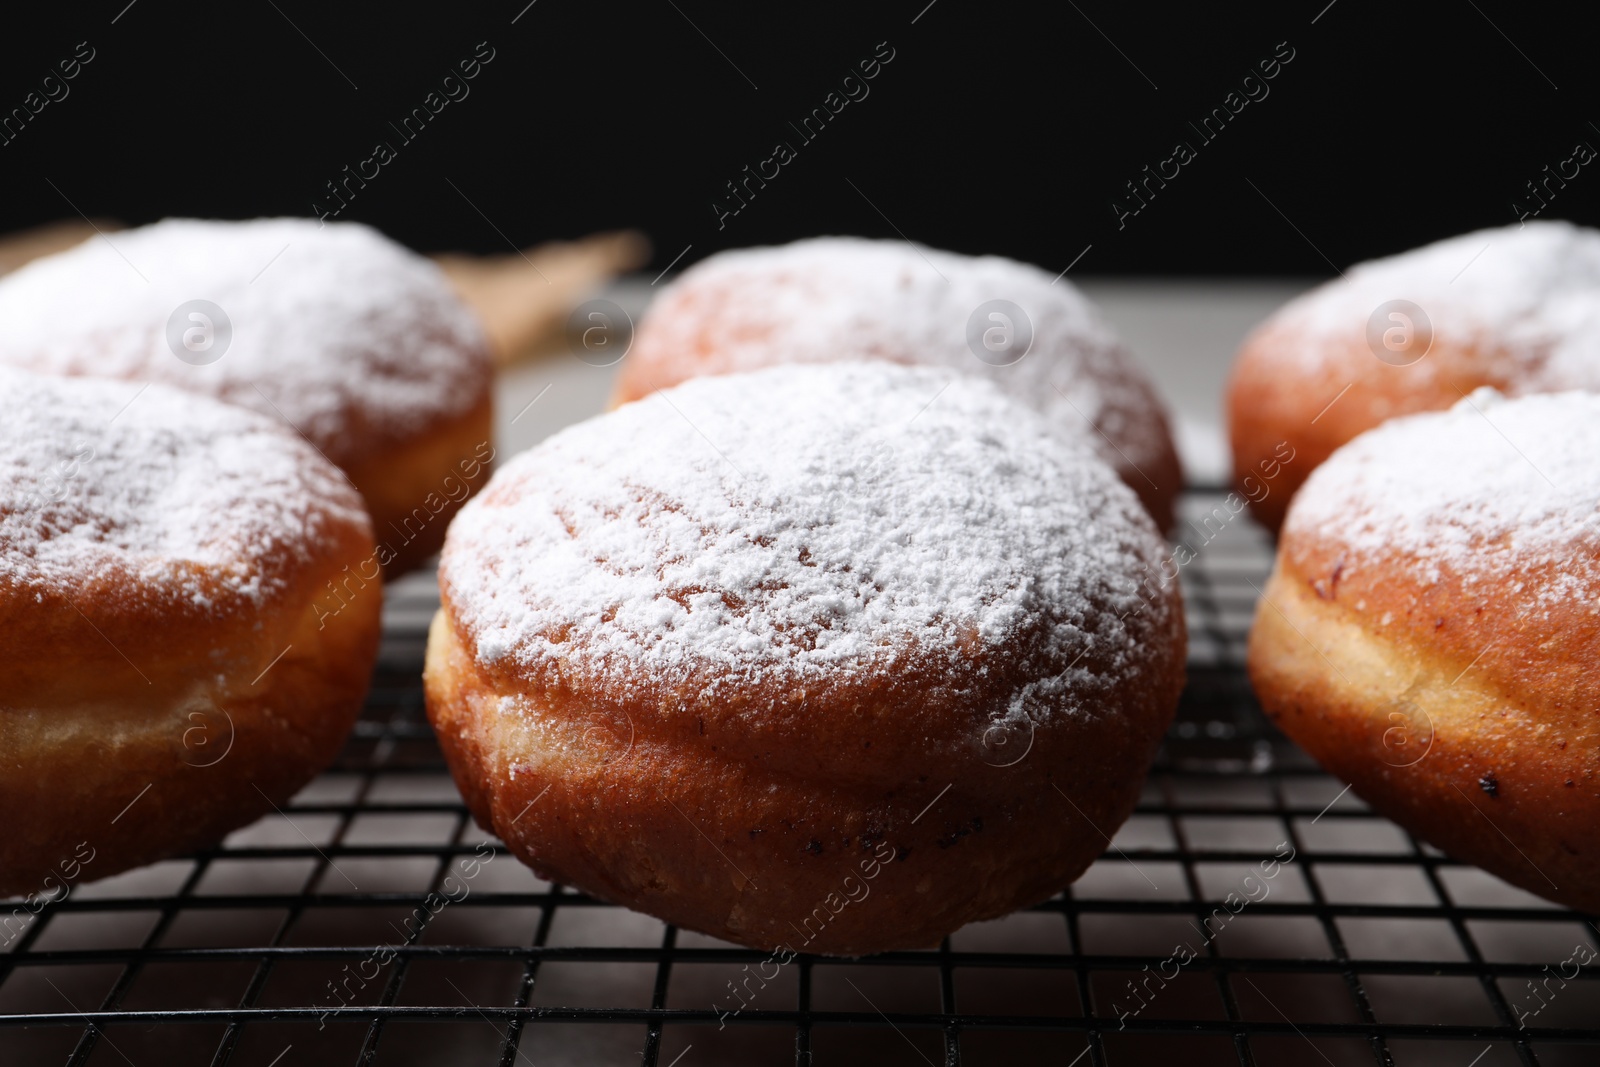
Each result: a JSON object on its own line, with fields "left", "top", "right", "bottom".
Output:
{"left": 0, "top": 218, "right": 491, "bottom": 467}
{"left": 1273, "top": 220, "right": 1600, "bottom": 387}
{"left": 0, "top": 367, "right": 369, "bottom": 612}
{"left": 442, "top": 362, "right": 1178, "bottom": 720}
{"left": 633, "top": 237, "right": 1176, "bottom": 486}
{"left": 1285, "top": 389, "right": 1600, "bottom": 605}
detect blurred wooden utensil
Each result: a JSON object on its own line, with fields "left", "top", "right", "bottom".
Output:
{"left": 0, "top": 219, "right": 121, "bottom": 276}
{"left": 435, "top": 230, "right": 650, "bottom": 367}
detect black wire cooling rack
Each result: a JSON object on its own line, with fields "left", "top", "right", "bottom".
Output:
{"left": 3, "top": 487, "right": 1597, "bottom": 1067}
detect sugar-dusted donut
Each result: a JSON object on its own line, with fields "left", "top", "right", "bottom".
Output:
{"left": 427, "top": 361, "right": 1185, "bottom": 954}
{"left": 1249, "top": 389, "right": 1600, "bottom": 912}
{"left": 1229, "top": 220, "right": 1600, "bottom": 529}
{"left": 0, "top": 368, "right": 381, "bottom": 897}
{"left": 0, "top": 218, "right": 495, "bottom": 575}
{"left": 614, "top": 237, "right": 1183, "bottom": 530}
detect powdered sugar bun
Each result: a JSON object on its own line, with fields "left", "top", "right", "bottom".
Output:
{"left": 1249, "top": 389, "right": 1600, "bottom": 913}
{"left": 427, "top": 361, "right": 1185, "bottom": 954}
{"left": 0, "top": 367, "right": 381, "bottom": 896}
{"left": 614, "top": 237, "right": 1183, "bottom": 530}
{"left": 1228, "top": 220, "right": 1600, "bottom": 529}
{"left": 0, "top": 217, "right": 496, "bottom": 575}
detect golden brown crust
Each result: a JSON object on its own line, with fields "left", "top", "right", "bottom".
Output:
{"left": 1248, "top": 550, "right": 1600, "bottom": 913}
{"left": 344, "top": 391, "right": 496, "bottom": 577}
{"left": 0, "top": 510, "right": 381, "bottom": 898}
{"left": 1226, "top": 323, "right": 1517, "bottom": 531}
{"left": 425, "top": 599, "right": 1184, "bottom": 956}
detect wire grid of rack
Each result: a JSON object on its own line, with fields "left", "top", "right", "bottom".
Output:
{"left": 2, "top": 487, "right": 1597, "bottom": 1067}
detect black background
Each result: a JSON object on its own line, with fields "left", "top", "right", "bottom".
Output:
{"left": 1, "top": 0, "right": 1594, "bottom": 277}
